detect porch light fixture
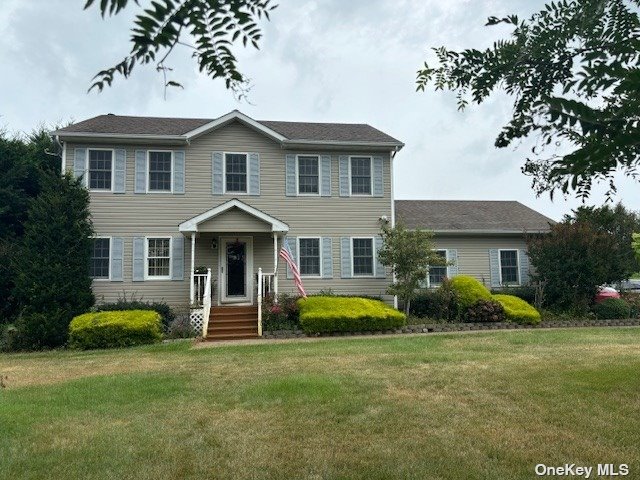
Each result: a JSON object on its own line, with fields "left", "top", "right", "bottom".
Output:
{"left": 211, "top": 238, "right": 218, "bottom": 250}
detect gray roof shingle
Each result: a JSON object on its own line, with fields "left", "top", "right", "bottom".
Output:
{"left": 55, "top": 113, "right": 402, "bottom": 144}
{"left": 395, "top": 200, "right": 554, "bottom": 233}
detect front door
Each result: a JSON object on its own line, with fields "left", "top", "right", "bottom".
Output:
{"left": 220, "top": 237, "right": 253, "bottom": 304}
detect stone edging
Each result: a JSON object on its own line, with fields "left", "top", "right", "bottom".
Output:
{"left": 262, "top": 319, "right": 640, "bottom": 339}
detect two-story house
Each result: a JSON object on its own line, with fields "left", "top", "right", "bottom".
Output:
{"left": 53, "top": 110, "right": 404, "bottom": 339}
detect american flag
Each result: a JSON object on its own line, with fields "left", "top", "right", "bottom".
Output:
{"left": 279, "top": 237, "right": 307, "bottom": 298}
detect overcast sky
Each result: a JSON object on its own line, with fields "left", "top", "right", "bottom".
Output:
{"left": 1, "top": 0, "right": 638, "bottom": 220}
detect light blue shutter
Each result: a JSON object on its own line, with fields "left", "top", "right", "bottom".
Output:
{"left": 133, "top": 237, "right": 145, "bottom": 281}
{"left": 73, "top": 148, "right": 86, "bottom": 183}
{"left": 320, "top": 155, "right": 331, "bottom": 197}
{"left": 249, "top": 152, "right": 260, "bottom": 195}
{"left": 489, "top": 249, "right": 500, "bottom": 287}
{"left": 447, "top": 249, "right": 459, "bottom": 278}
{"left": 212, "top": 152, "right": 223, "bottom": 195}
{"left": 171, "top": 236, "right": 184, "bottom": 280}
{"left": 173, "top": 150, "right": 185, "bottom": 194}
{"left": 114, "top": 149, "right": 126, "bottom": 193}
{"left": 341, "top": 237, "right": 352, "bottom": 278}
{"left": 339, "top": 156, "right": 349, "bottom": 197}
{"left": 375, "top": 236, "right": 385, "bottom": 278}
{"left": 285, "top": 154, "right": 296, "bottom": 196}
{"left": 111, "top": 237, "right": 124, "bottom": 281}
{"left": 134, "top": 150, "right": 147, "bottom": 193}
{"left": 373, "top": 156, "right": 383, "bottom": 197}
{"left": 285, "top": 236, "right": 297, "bottom": 279}
{"left": 519, "top": 249, "right": 530, "bottom": 285}
{"left": 321, "top": 237, "right": 333, "bottom": 278}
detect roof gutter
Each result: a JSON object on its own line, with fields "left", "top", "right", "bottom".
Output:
{"left": 53, "top": 132, "right": 189, "bottom": 144}
{"left": 430, "top": 229, "right": 551, "bottom": 236}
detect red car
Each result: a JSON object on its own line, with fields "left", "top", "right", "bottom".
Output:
{"left": 595, "top": 286, "right": 621, "bottom": 303}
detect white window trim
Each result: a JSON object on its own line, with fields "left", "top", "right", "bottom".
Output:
{"left": 86, "top": 148, "right": 115, "bottom": 192}
{"left": 427, "top": 249, "right": 448, "bottom": 288}
{"left": 348, "top": 155, "right": 373, "bottom": 197}
{"left": 223, "top": 151, "right": 249, "bottom": 195}
{"left": 144, "top": 236, "right": 172, "bottom": 281}
{"left": 351, "top": 236, "right": 376, "bottom": 278}
{"left": 146, "top": 150, "right": 174, "bottom": 193}
{"left": 297, "top": 236, "right": 323, "bottom": 278}
{"left": 498, "top": 248, "right": 521, "bottom": 286}
{"left": 295, "top": 154, "right": 321, "bottom": 196}
{"left": 91, "top": 236, "right": 112, "bottom": 281}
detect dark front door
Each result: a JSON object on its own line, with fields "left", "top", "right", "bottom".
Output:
{"left": 226, "top": 241, "right": 246, "bottom": 297}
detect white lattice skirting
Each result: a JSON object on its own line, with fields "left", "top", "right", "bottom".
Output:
{"left": 190, "top": 308, "right": 205, "bottom": 334}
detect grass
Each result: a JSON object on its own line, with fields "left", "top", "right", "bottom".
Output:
{"left": 1, "top": 329, "right": 639, "bottom": 479}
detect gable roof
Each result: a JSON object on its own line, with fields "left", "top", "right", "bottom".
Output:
{"left": 53, "top": 110, "right": 404, "bottom": 148}
{"left": 395, "top": 200, "right": 554, "bottom": 234}
{"left": 179, "top": 198, "right": 289, "bottom": 233}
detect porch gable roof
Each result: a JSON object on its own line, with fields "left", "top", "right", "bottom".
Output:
{"left": 178, "top": 199, "right": 289, "bottom": 233}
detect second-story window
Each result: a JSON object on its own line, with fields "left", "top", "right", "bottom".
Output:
{"left": 225, "top": 153, "right": 248, "bottom": 193}
{"left": 148, "top": 151, "right": 172, "bottom": 192}
{"left": 88, "top": 149, "right": 113, "bottom": 190}
{"left": 297, "top": 155, "right": 319, "bottom": 194}
{"left": 350, "top": 156, "right": 372, "bottom": 195}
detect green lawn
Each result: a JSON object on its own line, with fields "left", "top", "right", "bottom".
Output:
{"left": 1, "top": 329, "right": 639, "bottom": 479}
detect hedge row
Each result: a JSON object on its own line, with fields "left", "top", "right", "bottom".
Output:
{"left": 69, "top": 310, "right": 162, "bottom": 349}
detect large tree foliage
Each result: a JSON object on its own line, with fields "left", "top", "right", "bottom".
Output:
{"left": 377, "top": 222, "right": 445, "bottom": 314}
{"left": 85, "top": 0, "right": 276, "bottom": 98}
{"left": 417, "top": 0, "right": 640, "bottom": 199}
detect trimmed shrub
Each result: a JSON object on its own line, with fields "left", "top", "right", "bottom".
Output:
{"left": 69, "top": 310, "right": 163, "bottom": 349}
{"left": 492, "top": 294, "right": 541, "bottom": 325}
{"left": 490, "top": 286, "right": 536, "bottom": 305}
{"left": 464, "top": 299, "right": 506, "bottom": 323}
{"left": 592, "top": 298, "right": 631, "bottom": 320}
{"left": 262, "top": 293, "right": 301, "bottom": 331}
{"left": 410, "top": 280, "right": 459, "bottom": 321}
{"left": 449, "top": 275, "right": 492, "bottom": 309}
{"left": 298, "top": 296, "right": 406, "bottom": 334}
{"left": 96, "top": 296, "right": 175, "bottom": 331}
{"left": 12, "top": 309, "right": 74, "bottom": 351}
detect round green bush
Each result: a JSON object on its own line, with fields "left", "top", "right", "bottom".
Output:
{"left": 492, "top": 294, "right": 541, "bottom": 325}
{"left": 592, "top": 298, "right": 631, "bottom": 320}
{"left": 448, "top": 275, "right": 491, "bottom": 309}
{"left": 69, "top": 310, "right": 163, "bottom": 349}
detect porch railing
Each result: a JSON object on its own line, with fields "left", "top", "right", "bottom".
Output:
{"left": 193, "top": 273, "right": 208, "bottom": 306}
{"left": 201, "top": 268, "right": 212, "bottom": 337}
{"left": 257, "top": 268, "right": 277, "bottom": 337}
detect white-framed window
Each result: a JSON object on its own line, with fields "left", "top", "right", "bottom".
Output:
{"left": 350, "top": 156, "right": 372, "bottom": 195}
{"left": 298, "top": 237, "right": 321, "bottom": 277}
{"left": 146, "top": 237, "right": 172, "bottom": 279}
{"left": 224, "top": 152, "right": 248, "bottom": 193}
{"left": 428, "top": 250, "right": 448, "bottom": 286}
{"left": 87, "top": 148, "right": 114, "bottom": 191}
{"left": 90, "top": 237, "right": 111, "bottom": 279}
{"left": 499, "top": 249, "right": 520, "bottom": 285}
{"left": 147, "top": 150, "right": 173, "bottom": 192}
{"left": 297, "top": 155, "right": 320, "bottom": 195}
{"left": 352, "top": 237, "right": 374, "bottom": 276}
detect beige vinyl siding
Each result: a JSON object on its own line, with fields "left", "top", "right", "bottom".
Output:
{"left": 198, "top": 208, "right": 272, "bottom": 232}
{"left": 67, "top": 120, "right": 393, "bottom": 306}
{"left": 432, "top": 235, "right": 529, "bottom": 287}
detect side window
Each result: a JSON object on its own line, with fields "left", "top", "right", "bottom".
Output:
{"left": 499, "top": 250, "right": 519, "bottom": 284}
{"left": 297, "top": 156, "right": 319, "bottom": 195}
{"left": 225, "top": 153, "right": 248, "bottom": 193}
{"left": 428, "top": 250, "right": 447, "bottom": 286}
{"left": 90, "top": 238, "right": 110, "bottom": 279}
{"left": 88, "top": 149, "right": 113, "bottom": 190}
{"left": 352, "top": 238, "right": 374, "bottom": 276}
{"left": 148, "top": 151, "right": 172, "bottom": 192}
{"left": 299, "top": 237, "right": 321, "bottom": 276}
{"left": 147, "top": 237, "right": 171, "bottom": 279}
{"left": 350, "top": 156, "right": 372, "bottom": 195}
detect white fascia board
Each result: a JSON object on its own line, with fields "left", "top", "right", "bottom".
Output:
{"left": 179, "top": 198, "right": 290, "bottom": 233}
{"left": 184, "top": 110, "right": 288, "bottom": 143}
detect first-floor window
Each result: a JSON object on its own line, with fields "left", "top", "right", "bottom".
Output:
{"left": 353, "top": 238, "right": 373, "bottom": 276}
{"left": 88, "top": 149, "right": 113, "bottom": 190}
{"left": 499, "top": 250, "right": 519, "bottom": 284}
{"left": 90, "top": 238, "right": 110, "bottom": 279}
{"left": 299, "top": 238, "right": 321, "bottom": 276}
{"left": 428, "top": 250, "right": 447, "bottom": 286}
{"left": 147, "top": 237, "right": 171, "bottom": 278}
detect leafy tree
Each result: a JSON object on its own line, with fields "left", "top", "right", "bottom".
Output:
{"left": 527, "top": 222, "right": 619, "bottom": 314}
{"left": 565, "top": 203, "right": 640, "bottom": 281}
{"left": 417, "top": 0, "right": 640, "bottom": 199}
{"left": 377, "top": 222, "right": 445, "bottom": 314}
{"left": 12, "top": 173, "right": 94, "bottom": 349}
{"left": 85, "top": 0, "right": 277, "bottom": 98}
{"left": 633, "top": 233, "right": 640, "bottom": 263}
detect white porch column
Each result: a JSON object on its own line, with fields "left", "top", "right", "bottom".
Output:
{"left": 189, "top": 232, "right": 196, "bottom": 305}
{"left": 273, "top": 232, "right": 279, "bottom": 300}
